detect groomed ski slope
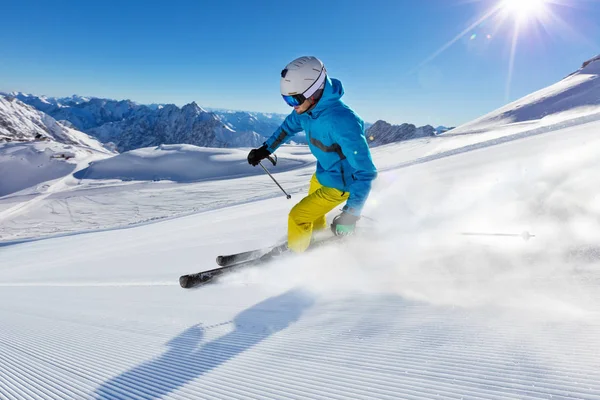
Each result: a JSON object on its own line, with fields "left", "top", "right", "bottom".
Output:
{"left": 2, "top": 116, "right": 600, "bottom": 399}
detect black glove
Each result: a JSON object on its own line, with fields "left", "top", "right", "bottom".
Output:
{"left": 331, "top": 212, "right": 360, "bottom": 236}
{"left": 247, "top": 145, "right": 271, "bottom": 166}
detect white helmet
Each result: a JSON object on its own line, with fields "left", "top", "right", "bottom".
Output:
{"left": 280, "top": 56, "right": 327, "bottom": 107}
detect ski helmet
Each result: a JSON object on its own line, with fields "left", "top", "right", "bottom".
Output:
{"left": 280, "top": 56, "right": 327, "bottom": 107}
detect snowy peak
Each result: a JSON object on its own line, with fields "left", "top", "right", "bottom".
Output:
{"left": 57, "top": 94, "right": 92, "bottom": 105}
{"left": 366, "top": 120, "right": 436, "bottom": 146}
{"left": 180, "top": 101, "right": 212, "bottom": 122}
{"left": 181, "top": 101, "right": 201, "bottom": 116}
{"left": 182, "top": 101, "right": 206, "bottom": 114}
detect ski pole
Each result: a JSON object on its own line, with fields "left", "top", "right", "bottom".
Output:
{"left": 360, "top": 214, "right": 378, "bottom": 222}
{"left": 259, "top": 161, "right": 292, "bottom": 199}
{"left": 460, "top": 231, "right": 535, "bottom": 241}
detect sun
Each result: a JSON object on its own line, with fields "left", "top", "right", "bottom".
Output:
{"left": 412, "top": 0, "right": 593, "bottom": 101}
{"left": 501, "top": 0, "right": 549, "bottom": 20}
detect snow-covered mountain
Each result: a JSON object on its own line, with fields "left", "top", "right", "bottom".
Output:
{"left": 6, "top": 93, "right": 92, "bottom": 107}
{"left": 450, "top": 54, "right": 600, "bottom": 134}
{"left": 7, "top": 92, "right": 435, "bottom": 151}
{"left": 216, "top": 110, "right": 288, "bottom": 139}
{"left": 435, "top": 125, "right": 453, "bottom": 134}
{"left": 54, "top": 94, "right": 92, "bottom": 105}
{"left": 208, "top": 108, "right": 285, "bottom": 131}
{"left": 1, "top": 92, "right": 136, "bottom": 131}
{"left": 366, "top": 120, "right": 436, "bottom": 146}
{"left": 87, "top": 102, "right": 266, "bottom": 151}
{"left": 5, "top": 93, "right": 274, "bottom": 151}
{"left": 0, "top": 95, "right": 110, "bottom": 153}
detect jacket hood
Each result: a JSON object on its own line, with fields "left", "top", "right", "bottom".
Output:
{"left": 309, "top": 76, "right": 344, "bottom": 117}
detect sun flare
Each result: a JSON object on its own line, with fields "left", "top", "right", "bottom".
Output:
{"left": 413, "top": 0, "right": 596, "bottom": 102}
{"left": 501, "top": 0, "right": 549, "bottom": 20}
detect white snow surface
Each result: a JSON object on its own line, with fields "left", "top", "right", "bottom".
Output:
{"left": 72, "top": 144, "right": 307, "bottom": 183}
{"left": 1, "top": 142, "right": 83, "bottom": 197}
{"left": 3, "top": 62, "right": 600, "bottom": 398}
{"left": 2, "top": 114, "right": 600, "bottom": 399}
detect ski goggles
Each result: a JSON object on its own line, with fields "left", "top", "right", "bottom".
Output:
{"left": 281, "top": 93, "right": 306, "bottom": 107}
{"left": 281, "top": 66, "right": 327, "bottom": 107}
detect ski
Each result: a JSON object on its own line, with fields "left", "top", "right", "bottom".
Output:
{"left": 216, "top": 243, "right": 283, "bottom": 267}
{"left": 216, "top": 229, "right": 349, "bottom": 267}
{"left": 179, "top": 243, "right": 288, "bottom": 289}
{"left": 179, "top": 234, "right": 347, "bottom": 289}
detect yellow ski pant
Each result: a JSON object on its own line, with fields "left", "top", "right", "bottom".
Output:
{"left": 288, "top": 174, "right": 349, "bottom": 253}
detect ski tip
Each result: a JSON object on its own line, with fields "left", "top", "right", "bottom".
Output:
{"left": 179, "top": 275, "right": 191, "bottom": 289}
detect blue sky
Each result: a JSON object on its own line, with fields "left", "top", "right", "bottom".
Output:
{"left": 1, "top": 0, "right": 599, "bottom": 127}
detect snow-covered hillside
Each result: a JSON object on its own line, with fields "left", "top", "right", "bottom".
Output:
{"left": 1, "top": 142, "right": 81, "bottom": 197}
{"left": 2, "top": 111, "right": 600, "bottom": 399}
{"left": 2, "top": 55, "right": 600, "bottom": 400}
{"left": 73, "top": 144, "right": 307, "bottom": 183}
{"left": 0, "top": 143, "right": 316, "bottom": 240}
{"left": 450, "top": 54, "right": 600, "bottom": 134}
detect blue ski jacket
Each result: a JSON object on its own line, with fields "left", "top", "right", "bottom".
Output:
{"left": 265, "top": 76, "right": 377, "bottom": 216}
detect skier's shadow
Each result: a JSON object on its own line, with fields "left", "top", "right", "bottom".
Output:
{"left": 94, "top": 289, "right": 314, "bottom": 400}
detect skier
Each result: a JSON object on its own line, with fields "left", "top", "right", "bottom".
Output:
{"left": 247, "top": 56, "right": 377, "bottom": 253}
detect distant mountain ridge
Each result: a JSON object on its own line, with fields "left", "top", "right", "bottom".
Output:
{"left": 3, "top": 91, "right": 443, "bottom": 151}
{"left": 3, "top": 92, "right": 285, "bottom": 151}
{"left": 89, "top": 102, "right": 269, "bottom": 151}
{"left": 366, "top": 120, "right": 437, "bottom": 146}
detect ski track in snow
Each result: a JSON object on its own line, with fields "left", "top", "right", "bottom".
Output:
{"left": 0, "top": 281, "right": 176, "bottom": 287}
{"left": 1, "top": 287, "right": 600, "bottom": 400}
{"left": 2, "top": 116, "right": 600, "bottom": 398}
